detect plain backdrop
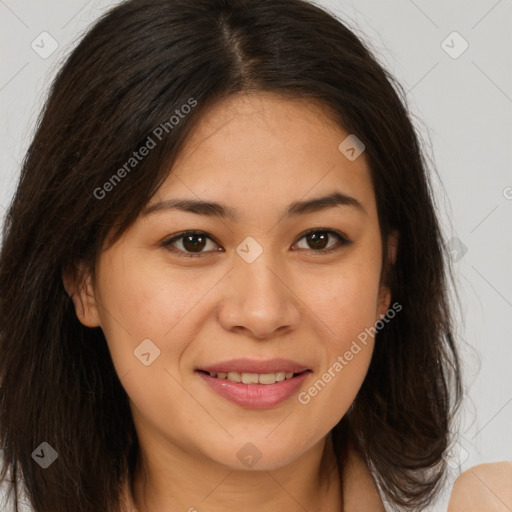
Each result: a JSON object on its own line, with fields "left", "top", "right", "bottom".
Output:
{"left": 1, "top": 0, "right": 511, "bottom": 510}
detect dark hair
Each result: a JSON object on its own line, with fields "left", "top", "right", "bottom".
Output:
{"left": 0, "top": 0, "right": 463, "bottom": 510}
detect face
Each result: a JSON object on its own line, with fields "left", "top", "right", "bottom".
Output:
{"left": 66, "top": 91, "right": 396, "bottom": 472}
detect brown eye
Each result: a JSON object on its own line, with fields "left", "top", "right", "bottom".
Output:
{"left": 294, "top": 229, "right": 349, "bottom": 253}
{"left": 305, "top": 231, "right": 329, "bottom": 250}
{"left": 162, "top": 228, "right": 350, "bottom": 259}
{"left": 162, "top": 231, "right": 221, "bottom": 257}
{"left": 181, "top": 233, "right": 207, "bottom": 252}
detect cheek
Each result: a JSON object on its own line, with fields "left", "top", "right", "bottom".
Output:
{"left": 294, "top": 252, "right": 381, "bottom": 421}
{"left": 303, "top": 252, "right": 382, "bottom": 343}
{"left": 93, "top": 258, "right": 209, "bottom": 438}
{"left": 94, "top": 251, "right": 229, "bottom": 380}
{"left": 297, "top": 276, "right": 378, "bottom": 428}
{"left": 96, "top": 250, "right": 187, "bottom": 338}
{"left": 299, "top": 347, "right": 372, "bottom": 430}
{"left": 93, "top": 253, "right": 175, "bottom": 376}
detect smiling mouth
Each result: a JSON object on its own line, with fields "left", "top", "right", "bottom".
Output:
{"left": 196, "top": 369, "right": 310, "bottom": 385}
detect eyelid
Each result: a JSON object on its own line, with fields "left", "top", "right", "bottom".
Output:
{"left": 162, "top": 228, "right": 351, "bottom": 258}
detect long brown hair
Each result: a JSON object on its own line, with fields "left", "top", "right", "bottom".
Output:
{"left": 0, "top": 0, "right": 462, "bottom": 510}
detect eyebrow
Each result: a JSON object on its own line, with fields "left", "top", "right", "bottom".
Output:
{"left": 142, "top": 191, "right": 366, "bottom": 221}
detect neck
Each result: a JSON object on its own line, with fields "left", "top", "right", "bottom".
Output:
{"left": 122, "top": 433, "right": 343, "bottom": 512}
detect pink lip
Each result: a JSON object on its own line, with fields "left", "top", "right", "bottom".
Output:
{"left": 198, "top": 358, "right": 310, "bottom": 374}
{"left": 197, "top": 370, "right": 311, "bottom": 408}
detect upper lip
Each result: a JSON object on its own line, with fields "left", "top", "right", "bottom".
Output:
{"left": 197, "top": 358, "right": 311, "bottom": 374}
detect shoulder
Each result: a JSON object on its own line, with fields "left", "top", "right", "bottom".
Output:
{"left": 448, "top": 461, "right": 512, "bottom": 512}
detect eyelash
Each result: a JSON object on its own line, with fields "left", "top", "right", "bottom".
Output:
{"left": 161, "top": 228, "right": 351, "bottom": 258}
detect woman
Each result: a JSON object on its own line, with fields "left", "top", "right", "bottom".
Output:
{"left": 0, "top": 0, "right": 509, "bottom": 510}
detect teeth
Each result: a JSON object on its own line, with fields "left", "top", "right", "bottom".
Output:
{"left": 275, "top": 371, "right": 286, "bottom": 382}
{"left": 227, "top": 371, "right": 241, "bottom": 382}
{"left": 258, "top": 373, "right": 276, "bottom": 385}
{"left": 241, "top": 373, "right": 259, "bottom": 384}
{"left": 207, "top": 371, "right": 299, "bottom": 384}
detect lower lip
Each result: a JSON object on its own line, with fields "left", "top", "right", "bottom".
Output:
{"left": 197, "top": 371, "right": 311, "bottom": 409}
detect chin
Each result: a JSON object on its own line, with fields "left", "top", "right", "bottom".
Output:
{"left": 203, "top": 439, "right": 312, "bottom": 472}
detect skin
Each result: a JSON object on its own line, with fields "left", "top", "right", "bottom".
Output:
{"left": 64, "top": 90, "right": 401, "bottom": 511}
{"left": 448, "top": 462, "right": 512, "bottom": 511}
{"left": 63, "top": 91, "right": 512, "bottom": 511}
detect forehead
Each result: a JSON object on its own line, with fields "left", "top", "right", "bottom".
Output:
{"left": 152, "top": 91, "right": 376, "bottom": 220}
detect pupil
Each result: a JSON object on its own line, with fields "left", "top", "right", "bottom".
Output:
{"left": 309, "top": 232, "right": 328, "bottom": 250}
{"left": 184, "top": 234, "right": 206, "bottom": 252}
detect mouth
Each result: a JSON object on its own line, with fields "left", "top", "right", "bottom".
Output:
{"left": 196, "top": 369, "right": 310, "bottom": 385}
{"left": 195, "top": 358, "right": 312, "bottom": 408}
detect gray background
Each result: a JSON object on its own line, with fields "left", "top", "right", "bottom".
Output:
{"left": 1, "top": 0, "right": 511, "bottom": 510}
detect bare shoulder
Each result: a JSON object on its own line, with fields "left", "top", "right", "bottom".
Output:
{"left": 448, "top": 461, "right": 512, "bottom": 512}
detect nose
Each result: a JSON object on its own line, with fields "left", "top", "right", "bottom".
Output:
{"left": 216, "top": 251, "right": 301, "bottom": 339}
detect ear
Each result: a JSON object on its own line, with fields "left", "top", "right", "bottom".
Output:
{"left": 376, "top": 230, "right": 399, "bottom": 319}
{"left": 386, "top": 229, "right": 399, "bottom": 266}
{"left": 62, "top": 264, "right": 101, "bottom": 328}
